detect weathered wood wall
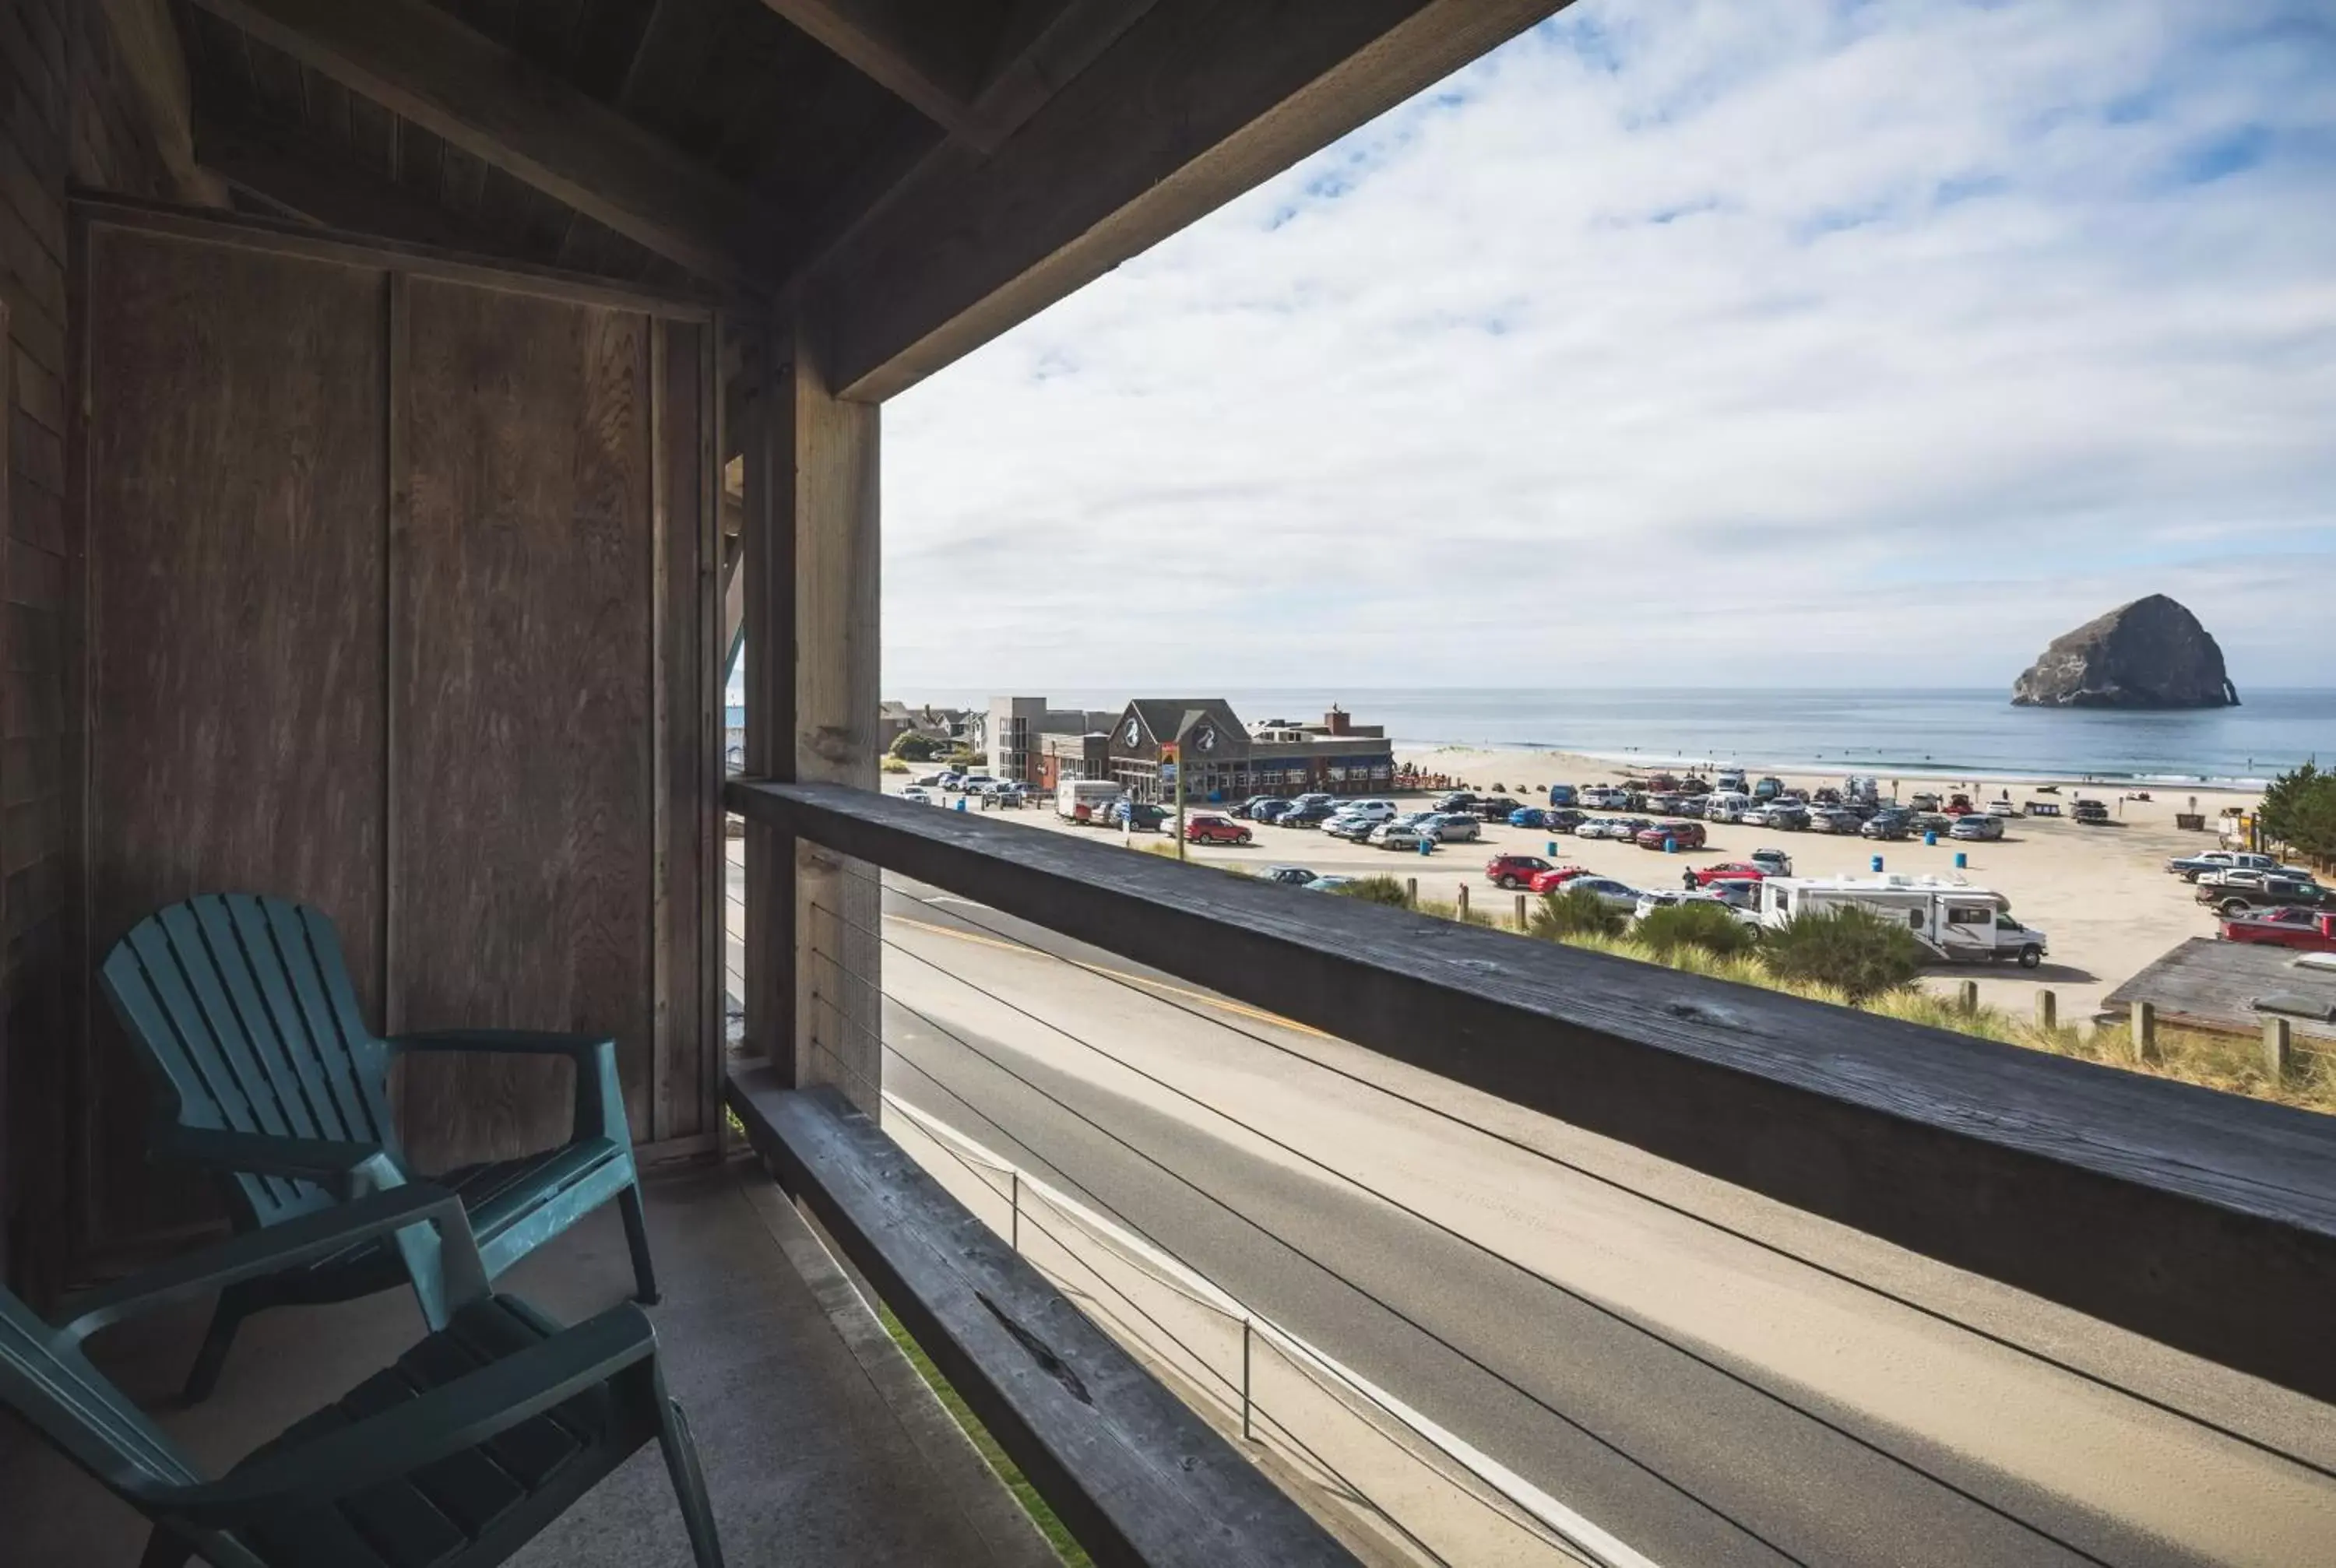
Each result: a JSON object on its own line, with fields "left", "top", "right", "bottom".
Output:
{"left": 4, "top": 0, "right": 197, "bottom": 1299}
{"left": 72, "top": 205, "right": 718, "bottom": 1262}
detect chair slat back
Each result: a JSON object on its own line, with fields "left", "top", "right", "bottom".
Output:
{"left": 101, "top": 895, "right": 399, "bottom": 1227}
{"left": 0, "top": 1290, "right": 201, "bottom": 1498}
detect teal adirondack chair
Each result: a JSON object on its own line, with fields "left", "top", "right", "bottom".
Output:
{"left": 101, "top": 894, "right": 658, "bottom": 1402}
{"left": 1, "top": 1183, "right": 722, "bottom": 1568}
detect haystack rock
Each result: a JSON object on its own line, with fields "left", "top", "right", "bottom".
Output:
{"left": 2011, "top": 595, "right": 2239, "bottom": 708}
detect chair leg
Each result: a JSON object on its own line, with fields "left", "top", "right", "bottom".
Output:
{"left": 618, "top": 1181, "right": 660, "bottom": 1306}
{"left": 181, "top": 1284, "right": 251, "bottom": 1406}
{"left": 656, "top": 1394, "right": 725, "bottom": 1568}
{"left": 137, "top": 1526, "right": 192, "bottom": 1568}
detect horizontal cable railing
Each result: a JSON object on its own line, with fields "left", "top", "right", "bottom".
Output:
{"left": 729, "top": 777, "right": 2336, "bottom": 1417}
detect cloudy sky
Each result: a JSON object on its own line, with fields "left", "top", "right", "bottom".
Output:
{"left": 881, "top": 0, "right": 2336, "bottom": 694}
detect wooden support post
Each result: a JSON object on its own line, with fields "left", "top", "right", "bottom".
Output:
{"left": 744, "top": 309, "right": 881, "bottom": 1113}
{"left": 1455, "top": 885, "right": 1469, "bottom": 922}
{"left": 1515, "top": 892, "right": 1529, "bottom": 930}
{"left": 2132, "top": 1000, "right": 2158, "bottom": 1063}
{"left": 2263, "top": 1018, "right": 2292, "bottom": 1079}
{"left": 1957, "top": 979, "right": 1979, "bottom": 1014}
{"left": 2035, "top": 989, "right": 2057, "bottom": 1032}
{"left": 1405, "top": 877, "right": 1417, "bottom": 910}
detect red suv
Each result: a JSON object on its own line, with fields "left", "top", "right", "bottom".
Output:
{"left": 1183, "top": 813, "right": 1253, "bottom": 845}
{"left": 1525, "top": 864, "right": 1589, "bottom": 894}
{"left": 1485, "top": 854, "right": 1553, "bottom": 889}
{"left": 1634, "top": 821, "right": 1706, "bottom": 849}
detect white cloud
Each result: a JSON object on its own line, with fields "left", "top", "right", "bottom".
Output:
{"left": 883, "top": 0, "right": 2336, "bottom": 691}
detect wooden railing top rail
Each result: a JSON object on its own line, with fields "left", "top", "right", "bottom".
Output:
{"left": 728, "top": 779, "right": 2336, "bottom": 1406}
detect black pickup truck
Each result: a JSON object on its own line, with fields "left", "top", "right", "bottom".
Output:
{"left": 2196, "top": 874, "right": 2327, "bottom": 917}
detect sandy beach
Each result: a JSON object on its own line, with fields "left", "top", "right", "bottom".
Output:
{"left": 1395, "top": 744, "right": 2267, "bottom": 1021}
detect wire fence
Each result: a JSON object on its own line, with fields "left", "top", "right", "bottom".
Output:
{"left": 775, "top": 864, "right": 2331, "bottom": 1568}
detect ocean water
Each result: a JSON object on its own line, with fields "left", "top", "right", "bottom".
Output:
{"left": 895, "top": 688, "right": 2336, "bottom": 787}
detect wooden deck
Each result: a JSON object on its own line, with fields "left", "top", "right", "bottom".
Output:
{"left": 2104, "top": 937, "right": 2336, "bottom": 1044}
{"left": 2, "top": 1162, "right": 1054, "bottom": 1567}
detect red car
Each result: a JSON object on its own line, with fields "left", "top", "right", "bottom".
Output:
{"left": 1634, "top": 821, "right": 1706, "bottom": 849}
{"left": 1525, "top": 864, "right": 1590, "bottom": 894}
{"left": 2221, "top": 909, "right": 2336, "bottom": 951}
{"left": 1183, "top": 813, "right": 1253, "bottom": 845}
{"left": 1693, "top": 862, "right": 1769, "bottom": 885}
{"left": 1485, "top": 853, "right": 1553, "bottom": 889}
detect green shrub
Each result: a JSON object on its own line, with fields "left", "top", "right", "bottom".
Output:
{"left": 888, "top": 730, "right": 943, "bottom": 761}
{"left": 1332, "top": 874, "right": 1414, "bottom": 908}
{"left": 1528, "top": 885, "right": 1626, "bottom": 940}
{"left": 1633, "top": 900, "right": 1757, "bottom": 959}
{"left": 1760, "top": 906, "right": 1926, "bottom": 1002}
{"left": 880, "top": 756, "right": 909, "bottom": 774}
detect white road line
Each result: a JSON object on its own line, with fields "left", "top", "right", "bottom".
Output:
{"left": 885, "top": 1092, "right": 1665, "bottom": 1568}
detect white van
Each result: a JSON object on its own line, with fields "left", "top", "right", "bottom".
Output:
{"left": 1760, "top": 875, "right": 2048, "bottom": 966}
{"left": 1703, "top": 791, "right": 1754, "bottom": 824}
{"left": 1057, "top": 779, "right": 1124, "bottom": 823}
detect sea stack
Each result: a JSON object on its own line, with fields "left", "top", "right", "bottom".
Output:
{"left": 2011, "top": 595, "right": 2239, "bottom": 708}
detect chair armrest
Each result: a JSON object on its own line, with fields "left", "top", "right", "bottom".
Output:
{"left": 157, "top": 1125, "right": 399, "bottom": 1201}
{"left": 389, "top": 1029, "right": 610, "bottom": 1060}
{"left": 55, "top": 1185, "right": 488, "bottom": 1345}
{"left": 389, "top": 1032, "right": 629, "bottom": 1144}
{"left": 167, "top": 1303, "right": 657, "bottom": 1527}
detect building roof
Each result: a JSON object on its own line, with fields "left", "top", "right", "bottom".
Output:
{"left": 1123, "top": 698, "right": 1247, "bottom": 750}
{"left": 2105, "top": 937, "right": 2336, "bottom": 1042}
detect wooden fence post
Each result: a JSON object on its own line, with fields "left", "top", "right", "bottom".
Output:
{"left": 1515, "top": 892, "right": 1528, "bottom": 930}
{"left": 2131, "top": 1000, "right": 2158, "bottom": 1063}
{"left": 1957, "top": 980, "right": 1978, "bottom": 1014}
{"left": 2263, "top": 1017, "right": 2292, "bottom": 1079}
{"left": 1455, "top": 885, "right": 1469, "bottom": 922}
{"left": 1405, "top": 877, "right": 1417, "bottom": 910}
{"left": 2035, "top": 989, "right": 2056, "bottom": 1032}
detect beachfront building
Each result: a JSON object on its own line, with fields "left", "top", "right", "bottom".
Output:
{"left": 987, "top": 696, "right": 1116, "bottom": 782}
{"left": 1106, "top": 700, "right": 1395, "bottom": 803}
{"left": 1038, "top": 730, "right": 1113, "bottom": 791}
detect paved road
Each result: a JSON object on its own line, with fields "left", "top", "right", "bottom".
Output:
{"left": 850, "top": 875, "right": 2336, "bottom": 1568}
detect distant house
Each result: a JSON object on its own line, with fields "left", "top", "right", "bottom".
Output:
{"left": 1106, "top": 700, "right": 1394, "bottom": 803}
{"left": 879, "top": 701, "right": 975, "bottom": 754}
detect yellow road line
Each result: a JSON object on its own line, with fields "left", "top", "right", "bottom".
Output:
{"left": 888, "top": 910, "right": 1331, "bottom": 1039}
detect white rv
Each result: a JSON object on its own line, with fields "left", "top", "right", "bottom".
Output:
{"left": 1057, "top": 779, "right": 1124, "bottom": 824}
{"left": 1759, "top": 874, "right": 2048, "bottom": 967}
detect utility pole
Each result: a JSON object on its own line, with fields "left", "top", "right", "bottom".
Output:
{"left": 1170, "top": 736, "right": 1187, "bottom": 863}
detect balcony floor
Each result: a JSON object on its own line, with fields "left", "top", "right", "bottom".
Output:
{"left": 3, "top": 1160, "right": 1057, "bottom": 1567}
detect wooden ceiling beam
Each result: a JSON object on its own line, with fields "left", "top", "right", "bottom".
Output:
{"left": 755, "top": 0, "right": 1004, "bottom": 147}
{"left": 188, "top": 0, "right": 778, "bottom": 289}
{"left": 808, "top": 0, "right": 1573, "bottom": 400}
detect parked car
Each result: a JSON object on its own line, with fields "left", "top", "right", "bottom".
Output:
{"left": 1693, "top": 862, "right": 1772, "bottom": 884}
{"left": 1808, "top": 808, "right": 1863, "bottom": 835}
{"left": 1749, "top": 849, "right": 1793, "bottom": 877}
{"left": 1369, "top": 821, "right": 1434, "bottom": 852}
{"left": 937, "top": 771, "right": 966, "bottom": 789}
{"left": 1986, "top": 799, "right": 2018, "bottom": 817}
{"left": 1109, "top": 800, "right": 1168, "bottom": 830}
{"left": 2168, "top": 850, "right": 2303, "bottom": 882}
{"left": 2220, "top": 908, "right": 2336, "bottom": 951}
{"left": 1293, "top": 792, "right": 1337, "bottom": 807}
{"left": 1634, "top": 889, "right": 1750, "bottom": 923}
{"left": 1322, "top": 814, "right": 1374, "bottom": 839}
{"left": 1547, "top": 784, "right": 1580, "bottom": 807}
{"left": 1508, "top": 807, "right": 1553, "bottom": 830}
{"left": 1580, "top": 787, "right": 1632, "bottom": 810}
{"left": 913, "top": 772, "right": 946, "bottom": 787}
{"left": 1434, "top": 792, "right": 1483, "bottom": 814}
{"left": 959, "top": 774, "right": 998, "bottom": 793}
{"left": 1909, "top": 814, "right": 1955, "bottom": 837}
{"left": 1427, "top": 813, "right": 1483, "bottom": 843}
{"left": 1753, "top": 776, "right": 1785, "bottom": 800}
{"left": 1860, "top": 811, "right": 1912, "bottom": 841}
{"left": 1743, "top": 802, "right": 1808, "bottom": 831}
{"left": 900, "top": 786, "right": 932, "bottom": 804}
{"left": 1241, "top": 796, "right": 1295, "bottom": 821}
{"left": 2071, "top": 799, "right": 2112, "bottom": 825}
{"left": 1183, "top": 812, "right": 1253, "bottom": 845}
{"left": 1565, "top": 876, "right": 1642, "bottom": 910}
{"left": 1259, "top": 865, "right": 1321, "bottom": 887}
{"left": 1475, "top": 796, "right": 1525, "bottom": 822}
{"left": 1949, "top": 814, "right": 2004, "bottom": 842}
{"left": 1908, "top": 791, "right": 1941, "bottom": 812}
{"left": 1304, "top": 875, "right": 1357, "bottom": 894}
{"left": 1715, "top": 770, "right": 1748, "bottom": 793}
{"left": 1701, "top": 792, "right": 1754, "bottom": 824}
{"left": 2197, "top": 877, "right": 2326, "bottom": 916}
{"left": 1276, "top": 802, "right": 1337, "bottom": 828}
{"left": 1646, "top": 793, "right": 1688, "bottom": 814}
{"left": 1526, "top": 864, "right": 1591, "bottom": 894}
{"left": 1634, "top": 821, "right": 1706, "bottom": 849}
{"left": 1342, "top": 800, "right": 1398, "bottom": 825}
{"left": 1486, "top": 854, "right": 1556, "bottom": 888}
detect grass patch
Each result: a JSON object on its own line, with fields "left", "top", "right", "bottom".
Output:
{"left": 875, "top": 1301, "right": 1092, "bottom": 1566}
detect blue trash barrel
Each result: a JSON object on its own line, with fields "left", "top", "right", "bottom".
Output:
{"left": 1954, "top": 851, "right": 1968, "bottom": 869}
{"left": 1923, "top": 830, "right": 1937, "bottom": 846}
{"left": 1870, "top": 854, "right": 1883, "bottom": 873}
{"left": 1418, "top": 836, "right": 1432, "bottom": 856}
{"left": 1663, "top": 837, "right": 1676, "bottom": 853}
{"left": 1546, "top": 840, "right": 1557, "bottom": 857}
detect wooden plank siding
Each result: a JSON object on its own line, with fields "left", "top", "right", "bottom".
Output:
{"left": 65, "top": 202, "right": 720, "bottom": 1261}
